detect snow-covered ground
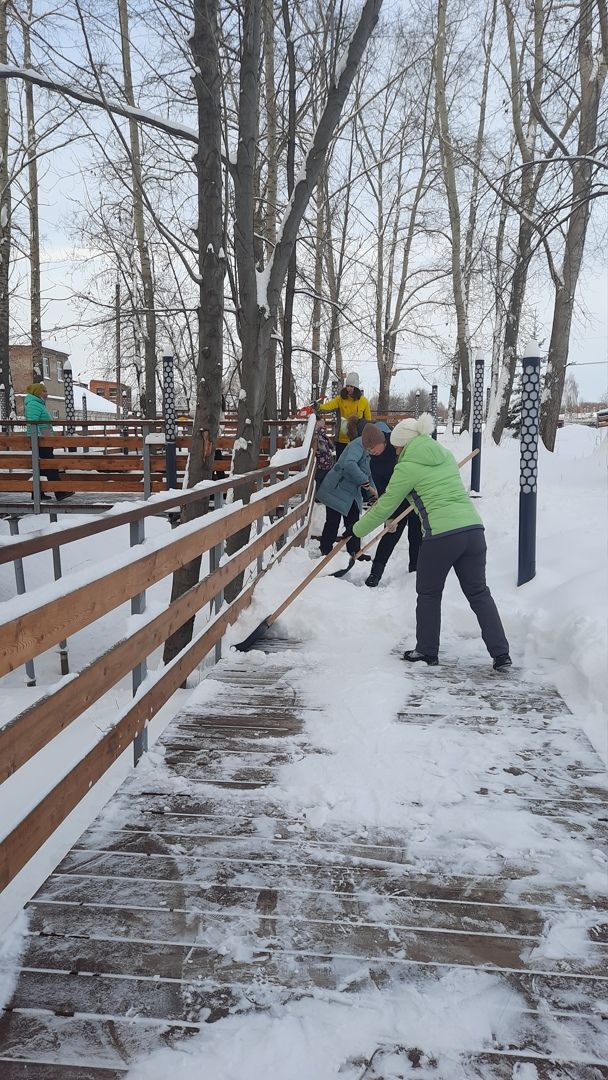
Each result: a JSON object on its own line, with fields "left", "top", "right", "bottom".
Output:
{"left": 0, "top": 424, "right": 606, "bottom": 1077}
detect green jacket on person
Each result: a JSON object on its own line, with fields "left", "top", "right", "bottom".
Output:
{"left": 24, "top": 393, "right": 54, "bottom": 436}
{"left": 352, "top": 434, "right": 482, "bottom": 541}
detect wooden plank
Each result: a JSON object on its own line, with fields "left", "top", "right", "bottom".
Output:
{"left": 0, "top": 1014, "right": 197, "bottom": 1072}
{"left": 0, "top": 454, "right": 32, "bottom": 468}
{"left": 0, "top": 493, "right": 308, "bottom": 780}
{"left": 39, "top": 436, "right": 142, "bottom": 450}
{"left": 19, "top": 900, "right": 604, "bottom": 976}
{"left": 0, "top": 435, "right": 32, "bottom": 451}
{"left": 43, "top": 456, "right": 146, "bottom": 473}
{"left": 18, "top": 931, "right": 608, "bottom": 1013}
{"left": 51, "top": 845, "right": 600, "bottom": 910}
{"left": 0, "top": 1063, "right": 127, "bottom": 1079}
{"left": 32, "top": 872, "right": 548, "bottom": 937}
{"left": 0, "top": 467, "right": 307, "bottom": 675}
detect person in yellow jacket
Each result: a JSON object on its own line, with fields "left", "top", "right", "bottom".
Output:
{"left": 317, "top": 372, "right": 371, "bottom": 459}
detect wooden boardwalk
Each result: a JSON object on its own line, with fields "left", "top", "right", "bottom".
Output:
{"left": 1, "top": 638, "right": 607, "bottom": 1078}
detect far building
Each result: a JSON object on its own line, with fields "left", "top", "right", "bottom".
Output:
{"left": 90, "top": 379, "right": 132, "bottom": 414}
{"left": 9, "top": 345, "right": 122, "bottom": 421}
{"left": 10, "top": 344, "right": 69, "bottom": 419}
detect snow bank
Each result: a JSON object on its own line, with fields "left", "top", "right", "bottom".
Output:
{"left": 0, "top": 910, "right": 28, "bottom": 1010}
{"left": 127, "top": 968, "right": 526, "bottom": 1080}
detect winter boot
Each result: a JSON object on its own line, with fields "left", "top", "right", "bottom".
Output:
{"left": 365, "top": 564, "right": 384, "bottom": 588}
{"left": 403, "top": 649, "right": 438, "bottom": 667}
{"left": 493, "top": 653, "right": 512, "bottom": 672}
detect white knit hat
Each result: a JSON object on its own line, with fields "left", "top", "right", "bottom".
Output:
{"left": 390, "top": 412, "right": 435, "bottom": 447}
{"left": 344, "top": 371, "right": 360, "bottom": 388}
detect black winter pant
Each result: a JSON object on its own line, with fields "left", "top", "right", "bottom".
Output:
{"left": 39, "top": 446, "right": 59, "bottom": 482}
{"left": 415, "top": 527, "right": 509, "bottom": 659}
{"left": 320, "top": 501, "right": 361, "bottom": 556}
{"left": 373, "top": 504, "right": 422, "bottom": 575}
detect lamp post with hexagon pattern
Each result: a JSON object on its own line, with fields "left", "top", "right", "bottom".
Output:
{"left": 430, "top": 384, "right": 438, "bottom": 440}
{"left": 470, "top": 351, "right": 484, "bottom": 493}
{"left": 162, "top": 347, "right": 177, "bottom": 490}
{"left": 518, "top": 341, "right": 541, "bottom": 586}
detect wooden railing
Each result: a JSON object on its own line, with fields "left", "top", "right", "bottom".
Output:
{"left": 0, "top": 419, "right": 310, "bottom": 505}
{"left": 0, "top": 416, "right": 316, "bottom": 890}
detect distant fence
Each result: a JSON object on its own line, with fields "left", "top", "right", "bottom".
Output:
{"left": 0, "top": 418, "right": 308, "bottom": 508}
{"left": 0, "top": 416, "right": 316, "bottom": 890}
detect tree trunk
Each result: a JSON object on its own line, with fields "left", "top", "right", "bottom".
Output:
{"left": 263, "top": 0, "right": 278, "bottom": 420}
{"left": 310, "top": 141, "right": 325, "bottom": 398}
{"left": 163, "top": 0, "right": 225, "bottom": 664}
{"left": 118, "top": 0, "right": 157, "bottom": 419}
{"left": 435, "top": 0, "right": 470, "bottom": 432}
{"left": 279, "top": 0, "right": 297, "bottom": 419}
{"left": 540, "top": 0, "right": 606, "bottom": 451}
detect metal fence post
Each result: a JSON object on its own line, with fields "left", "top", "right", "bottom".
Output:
{"left": 30, "top": 426, "right": 41, "bottom": 514}
{"left": 269, "top": 423, "right": 278, "bottom": 457}
{"left": 415, "top": 389, "right": 420, "bottom": 419}
{"left": 162, "top": 347, "right": 177, "bottom": 489}
{"left": 518, "top": 340, "right": 541, "bottom": 586}
{"left": 49, "top": 512, "right": 70, "bottom": 675}
{"left": 9, "top": 516, "right": 36, "bottom": 686}
{"left": 430, "top": 384, "right": 438, "bottom": 440}
{"left": 142, "top": 424, "right": 151, "bottom": 499}
{"left": 131, "top": 517, "right": 148, "bottom": 764}
{"left": 471, "top": 351, "right": 484, "bottom": 494}
{"left": 256, "top": 476, "right": 264, "bottom": 575}
{"left": 210, "top": 490, "right": 224, "bottom": 663}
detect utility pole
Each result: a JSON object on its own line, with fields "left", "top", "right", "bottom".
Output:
{"left": 115, "top": 280, "right": 121, "bottom": 418}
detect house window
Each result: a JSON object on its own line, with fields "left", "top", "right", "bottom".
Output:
{"left": 96, "top": 388, "right": 105, "bottom": 396}
{"left": 42, "top": 356, "right": 50, "bottom": 379}
{"left": 56, "top": 361, "right": 63, "bottom": 382}
{"left": 109, "top": 387, "right": 117, "bottom": 397}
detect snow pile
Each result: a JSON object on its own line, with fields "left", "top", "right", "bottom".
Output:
{"left": 0, "top": 910, "right": 28, "bottom": 1010}
{"left": 128, "top": 968, "right": 526, "bottom": 1080}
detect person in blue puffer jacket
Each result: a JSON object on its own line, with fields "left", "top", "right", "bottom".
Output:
{"left": 316, "top": 423, "right": 386, "bottom": 556}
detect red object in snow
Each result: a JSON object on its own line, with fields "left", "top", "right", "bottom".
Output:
{"left": 295, "top": 397, "right": 325, "bottom": 419}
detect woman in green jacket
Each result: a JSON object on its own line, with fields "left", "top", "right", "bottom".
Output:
{"left": 24, "top": 383, "right": 72, "bottom": 501}
{"left": 352, "top": 413, "right": 511, "bottom": 670}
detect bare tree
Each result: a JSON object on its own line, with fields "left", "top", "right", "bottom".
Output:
{"left": 540, "top": 0, "right": 608, "bottom": 449}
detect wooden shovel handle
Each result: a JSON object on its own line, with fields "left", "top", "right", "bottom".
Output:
{"left": 267, "top": 537, "right": 349, "bottom": 627}
{"left": 350, "top": 447, "right": 480, "bottom": 563}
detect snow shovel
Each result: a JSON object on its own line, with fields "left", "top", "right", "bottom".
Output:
{"left": 331, "top": 447, "right": 480, "bottom": 580}
{"left": 233, "top": 537, "right": 350, "bottom": 651}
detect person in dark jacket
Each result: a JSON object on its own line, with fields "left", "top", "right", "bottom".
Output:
{"left": 352, "top": 414, "right": 511, "bottom": 671}
{"left": 316, "top": 424, "right": 385, "bottom": 556}
{"left": 314, "top": 417, "right": 334, "bottom": 493}
{"left": 361, "top": 420, "right": 422, "bottom": 587}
